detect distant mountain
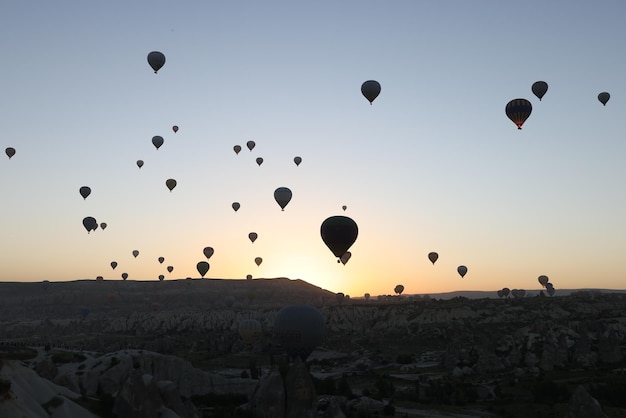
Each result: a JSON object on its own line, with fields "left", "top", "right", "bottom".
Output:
{"left": 403, "top": 288, "right": 626, "bottom": 300}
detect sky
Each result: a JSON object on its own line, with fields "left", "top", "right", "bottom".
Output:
{"left": 1, "top": 1, "right": 626, "bottom": 298}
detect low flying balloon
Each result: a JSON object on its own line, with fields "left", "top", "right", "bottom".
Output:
{"left": 197, "top": 261, "right": 209, "bottom": 278}
{"left": 531, "top": 81, "right": 548, "bottom": 100}
{"left": 538, "top": 275, "right": 549, "bottom": 287}
{"left": 147, "top": 51, "right": 166, "bottom": 73}
{"left": 294, "top": 156, "right": 302, "bottom": 166}
{"left": 598, "top": 92, "right": 610, "bottom": 106}
{"left": 100, "top": 222, "right": 107, "bottom": 230}
{"left": 502, "top": 287, "right": 510, "bottom": 297}
{"left": 361, "top": 80, "right": 381, "bottom": 104}
{"left": 255, "top": 257, "right": 263, "bottom": 266}
{"left": 132, "top": 250, "right": 139, "bottom": 258}
{"left": 159, "top": 275, "right": 164, "bottom": 281}
{"left": 5, "top": 147, "right": 15, "bottom": 159}
{"left": 172, "top": 125, "right": 179, "bottom": 133}
{"left": 232, "top": 202, "right": 240, "bottom": 212}
{"left": 246, "top": 274, "right": 253, "bottom": 280}
{"left": 320, "top": 216, "right": 358, "bottom": 259}
{"left": 136, "top": 160, "right": 144, "bottom": 169}
{"left": 167, "top": 266, "right": 173, "bottom": 273}
{"left": 203, "top": 247, "right": 214, "bottom": 259}
{"left": 428, "top": 252, "right": 439, "bottom": 265}
{"left": 121, "top": 273, "right": 128, "bottom": 280}
{"left": 256, "top": 157, "right": 263, "bottom": 166}
{"left": 82, "top": 216, "right": 97, "bottom": 233}
{"left": 248, "top": 232, "right": 258, "bottom": 243}
{"left": 166, "top": 178, "right": 177, "bottom": 191}
{"left": 158, "top": 257, "right": 165, "bottom": 264}
{"left": 233, "top": 145, "right": 241, "bottom": 154}
{"left": 505, "top": 98, "right": 532, "bottom": 129}
{"left": 110, "top": 261, "right": 117, "bottom": 270}
{"left": 340, "top": 251, "right": 351, "bottom": 265}
{"left": 457, "top": 265, "right": 468, "bottom": 278}
{"left": 152, "top": 136, "right": 164, "bottom": 150}
{"left": 79, "top": 186, "right": 91, "bottom": 200}
{"left": 274, "top": 304, "right": 325, "bottom": 361}
{"left": 274, "top": 187, "right": 292, "bottom": 211}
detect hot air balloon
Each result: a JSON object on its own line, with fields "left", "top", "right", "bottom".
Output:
{"left": 248, "top": 232, "right": 258, "bottom": 243}
{"left": 254, "top": 257, "right": 263, "bottom": 266}
{"left": 294, "top": 156, "right": 302, "bottom": 166}
{"left": 497, "top": 289, "right": 504, "bottom": 298}
{"left": 320, "top": 216, "right": 358, "bottom": 259}
{"left": 132, "top": 250, "right": 139, "bottom": 258}
{"left": 158, "top": 257, "right": 165, "bottom": 264}
{"left": 203, "top": 246, "right": 214, "bottom": 259}
{"left": 457, "top": 265, "right": 468, "bottom": 278}
{"left": 110, "top": 261, "right": 117, "bottom": 270}
{"left": 96, "top": 276, "right": 103, "bottom": 282}
{"left": 246, "top": 274, "right": 253, "bottom": 280}
{"left": 531, "top": 81, "right": 548, "bottom": 101}
{"left": 342, "top": 205, "right": 347, "bottom": 211}
{"left": 538, "top": 275, "right": 549, "bottom": 287}
{"left": 159, "top": 275, "right": 165, "bottom": 281}
{"left": 233, "top": 145, "right": 242, "bottom": 154}
{"left": 5, "top": 147, "right": 15, "bottom": 159}
{"left": 546, "top": 282, "right": 555, "bottom": 296}
{"left": 82, "top": 217, "right": 97, "bottom": 233}
{"left": 598, "top": 92, "right": 610, "bottom": 106}
{"left": 239, "top": 319, "right": 262, "bottom": 344}
{"left": 152, "top": 136, "right": 164, "bottom": 149}
{"left": 256, "top": 157, "right": 263, "bottom": 166}
{"left": 394, "top": 284, "right": 404, "bottom": 295}
{"left": 79, "top": 186, "right": 91, "bottom": 200}
{"left": 274, "top": 304, "right": 325, "bottom": 361}
{"left": 502, "top": 287, "right": 510, "bottom": 297}
{"left": 167, "top": 266, "right": 173, "bottom": 273}
{"left": 136, "top": 160, "right": 144, "bottom": 169}
{"left": 100, "top": 222, "right": 107, "bottom": 230}
{"left": 340, "top": 251, "right": 351, "bottom": 265}
{"left": 505, "top": 98, "right": 532, "bottom": 129}
{"left": 428, "top": 252, "right": 439, "bottom": 265}
{"left": 147, "top": 51, "right": 166, "bottom": 73}
{"left": 172, "top": 125, "right": 179, "bottom": 133}
{"left": 232, "top": 202, "right": 240, "bottom": 212}
{"left": 197, "top": 261, "right": 210, "bottom": 278}
{"left": 166, "top": 178, "right": 177, "bottom": 191}
{"left": 361, "top": 80, "right": 381, "bottom": 104}
{"left": 121, "top": 272, "right": 128, "bottom": 280}
{"left": 274, "top": 187, "right": 292, "bottom": 211}
{"left": 246, "top": 141, "right": 255, "bottom": 151}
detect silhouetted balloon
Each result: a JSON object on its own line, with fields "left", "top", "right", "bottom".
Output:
{"left": 340, "top": 251, "right": 351, "bottom": 265}
{"left": 246, "top": 274, "right": 253, "bottom": 280}
{"left": 203, "top": 247, "right": 214, "bottom": 259}
{"left": 428, "top": 252, "right": 439, "bottom": 264}
{"left": 239, "top": 319, "right": 262, "bottom": 344}
{"left": 110, "top": 261, "right": 117, "bottom": 270}
{"left": 82, "top": 217, "right": 97, "bottom": 233}
{"left": 361, "top": 80, "right": 381, "bottom": 104}
{"left": 5, "top": 147, "right": 16, "bottom": 159}
{"left": 166, "top": 178, "right": 177, "bottom": 191}
{"left": 132, "top": 250, "right": 139, "bottom": 258}
{"left": 532, "top": 81, "right": 548, "bottom": 101}
{"left": 457, "top": 265, "right": 468, "bottom": 278}
{"left": 100, "top": 222, "right": 107, "bottom": 230}
{"left": 294, "top": 156, "right": 302, "bottom": 166}
{"left": 598, "top": 92, "right": 610, "bottom": 106}
{"left": 320, "top": 216, "right": 358, "bottom": 258}
{"left": 497, "top": 289, "right": 504, "bottom": 298}
{"left": 274, "top": 304, "right": 325, "bottom": 361}
{"left": 538, "top": 275, "right": 549, "bottom": 287}
{"left": 502, "top": 287, "right": 510, "bottom": 297}
{"left": 136, "top": 160, "right": 144, "bottom": 168}
{"left": 159, "top": 275, "right": 164, "bottom": 281}
{"left": 122, "top": 272, "right": 128, "bottom": 280}
{"left": 394, "top": 284, "right": 404, "bottom": 295}
{"left": 197, "top": 261, "right": 210, "bottom": 278}
{"left": 274, "top": 187, "right": 292, "bottom": 211}
{"left": 79, "top": 186, "right": 91, "bottom": 200}
{"left": 248, "top": 232, "right": 258, "bottom": 243}
{"left": 256, "top": 157, "right": 263, "bottom": 166}
{"left": 232, "top": 202, "right": 240, "bottom": 212}
{"left": 152, "top": 136, "right": 164, "bottom": 149}
{"left": 167, "top": 265, "right": 173, "bottom": 273}
{"left": 147, "top": 51, "right": 166, "bottom": 73}
{"left": 158, "top": 257, "right": 165, "bottom": 264}
{"left": 246, "top": 140, "right": 255, "bottom": 151}
{"left": 172, "top": 125, "right": 179, "bottom": 133}
{"left": 254, "top": 257, "right": 262, "bottom": 266}
{"left": 342, "top": 205, "right": 347, "bottom": 211}
{"left": 96, "top": 276, "right": 103, "bottom": 282}
{"left": 233, "top": 145, "right": 242, "bottom": 154}
{"left": 506, "top": 99, "right": 532, "bottom": 129}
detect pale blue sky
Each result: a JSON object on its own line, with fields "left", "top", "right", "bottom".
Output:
{"left": 1, "top": 1, "right": 625, "bottom": 296}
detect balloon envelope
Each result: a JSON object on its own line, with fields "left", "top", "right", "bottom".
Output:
{"left": 82, "top": 216, "right": 97, "bottom": 233}
{"left": 457, "top": 265, "right": 468, "bottom": 278}
{"left": 232, "top": 202, "right": 240, "bottom": 212}
{"left": 166, "top": 179, "right": 177, "bottom": 191}
{"left": 136, "top": 160, "right": 144, "bottom": 168}
{"left": 5, "top": 147, "right": 16, "bottom": 159}
{"left": 274, "top": 187, "right": 292, "bottom": 210}
{"left": 342, "top": 205, "right": 347, "bottom": 211}
{"left": 110, "top": 261, "right": 117, "bottom": 270}
{"left": 167, "top": 266, "right": 173, "bottom": 273}
{"left": 274, "top": 304, "right": 325, "bottom": 361}
{"left": 256, "top": 157, "right": 263, "bottom": 166}
{"left": 254, "top": 257, "right": 262, "bottom": 266}
{"left": 294, "top": 156, "right": 302, "bottom": 166}
{"left": 121, "top": 273, "right": 128, "bottom": 280}
{"left": 172, "top": 125, "right": 178, "bottom": 133}
{"left": 79, "top": 186, "right": 91, "bottom": 200}
{"left": 538, "top": 275, "right": 549, "bottom": 287}
{"left": 505, "top": 98, "right": 532, "bottom": 129}
{"left": 428, "top": 252, "right": 439, "bottom": 264}
{"left": 248, "top": 232, "right": 258, "bottom": 243}
{"left": 246, "top": 140, "right": 255, "bottom": 151}
{"left": 152, "top": 136, "right": 164, "bottom": 149}
{"left": 158, "top": 257, "right": 165, "bottom": 264}
{"left": 147, "top": 51, "right": 166, "bottom": 73}
{"left": 320, "top": 216, "right": 358, "bottom": 258}
{"left": 203, "top": 247, "right": 214, "bottom": 259}
{"left": 598, "top": 92, "right": 610, "bottom": 106}
{"left": 132, "top": 250, "right": 139, "bottom": 258}
{"left": 361, "top": 80, "right": 381, "bottom": 104}
{"left": 100, "top": 222, "right": 107, "bottom": 230}
{"left": 233, "top": 145, "right": 241, "bottom": 154}
{"left": 531, "top": 81, "right": 548, "bottom": 100}
{"left": 197, "top": 261, "right": 210, "bottom": 277}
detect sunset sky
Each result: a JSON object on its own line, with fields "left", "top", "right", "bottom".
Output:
{"left": 1, "top": 1, "right": 625, "bottom": 297}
